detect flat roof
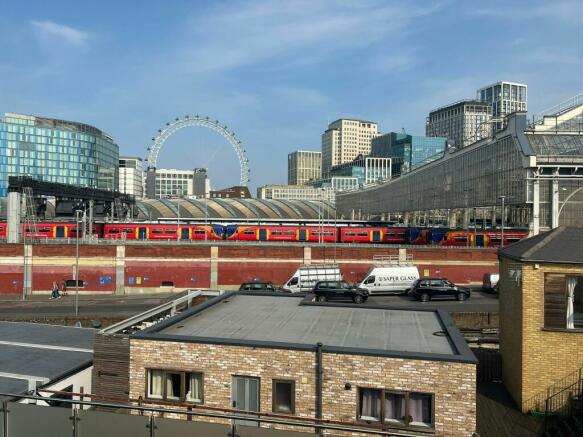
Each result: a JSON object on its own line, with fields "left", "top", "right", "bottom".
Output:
{"left": 136, "top": 294, "right": 476, "bottom": 364}
{"left": 0, "top": 322, "right": 95, "bottom": 400}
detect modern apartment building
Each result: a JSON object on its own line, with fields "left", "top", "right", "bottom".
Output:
{"left": 145, "top": 168, "right": 210, "bottom": 199}
{"left": 477, "top": 81, "right": 527, "bottom": 130}
{"left": 426, "top": 100, "right": 492, "bottom": 148}
{"left": 0, "top": 112, "right": 119, "bottom": 196}
{"left": 287, "top": 150, "right": 321, "bottom": 185}
{"left": 119, "top": 156, "right": 144, "bottom": 199}
{"left": 321, "top": 119, "right": 379, "bottom": 177}
{"left": 372, "top": 132, "right": 447, "bottom": 176}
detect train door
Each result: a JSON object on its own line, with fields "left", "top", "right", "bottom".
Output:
{"left": 299, "top": 229, "right": 307, "bottom": 241}
{"left": 372, "top": 230, "right": 381, "bottom": 243}
{"left": 180, "top": 228, "right": 190, "bottom": 240}
{"left": 138, "top": 227, "right": 147, "bottom": 240}
{"left": 475, "top": 234, "right": 485, "bottom": 247}
{"left": 259, "top": 228, "right": 268, "bottom": 241}
{"left": 55, "top": 226, "right": 65, "bottom": 238}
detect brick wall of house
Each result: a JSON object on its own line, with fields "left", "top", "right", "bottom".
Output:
{"left": 129, "top": 339, "right": 476, "bottom": 437}
{"left": 500, "top": 257, "right": 583, "bottom": 411}
{"left": 520, "top": 262, "right": 583, "bottom": 410}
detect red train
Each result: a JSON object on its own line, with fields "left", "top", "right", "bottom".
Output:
{"left": 0, "top": 222, "right": 529, "bottom": 247}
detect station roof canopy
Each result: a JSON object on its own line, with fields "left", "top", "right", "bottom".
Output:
{"left": 0, "top": 322, "right": 94, "bottom": 401}
{"left": 135, "top": 294, "right": 477, "bottom": 364}
{"left": 136, "top": 198, "right": 336, "bottom": 221}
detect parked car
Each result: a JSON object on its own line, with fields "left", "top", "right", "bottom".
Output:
{"left": 482, "top": 273, "right": 499, "bottom": 292}
{"left": 312, "top": 280, "right": 369, "bottom": 304}
{"left": 239, "top": 282, "right": 278, "bottom": 292}
{"left": 410, "top": 278, "right": 471, "bottom": 302}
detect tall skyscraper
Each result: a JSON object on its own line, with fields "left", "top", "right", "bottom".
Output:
{"left": 321, "top": 119, "right": 379, "bottom": 176}
{"left": 426, "top": 100, "right": 492, "bottom": 148}
{"left": 287, "top": 150, "right": 321, "bottom": 185}
{"left": 119, "top": 156, "right": 144, "bottom": 199}
{"left": 477, "top": 81, "right": 527, "bottom": 130}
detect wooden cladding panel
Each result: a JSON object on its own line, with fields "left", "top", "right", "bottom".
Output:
{"left": 92, "top": 333, "right": 130, "bottom": 401}
{"left": 544, "top": 273, "right": 567, "bottom": 329}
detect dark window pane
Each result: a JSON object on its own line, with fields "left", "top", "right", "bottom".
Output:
{"left": 273, "top": 381, "right": 294, "bottom": 413}
{"left": 359, "top": 388, "right": 381, "bottom": 422}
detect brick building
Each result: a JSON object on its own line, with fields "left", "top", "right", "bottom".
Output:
{"left": 128, "top": 293, "right": 477, "bottom": 436}
{"left": 499, "top": 227, "right": 583, "bottom": 413}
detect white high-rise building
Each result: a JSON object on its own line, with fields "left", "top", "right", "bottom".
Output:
{"left": 477, "top": 81, "right": 527, "bottom": 130}
{"left": 119, "top": 157, "right": 144, "bottom": 199}
{"left": 288, "top": 150, "right": 321, "bottom": 185}
{"left": 146, "top": 168, "right": 211, "bottom": 199}
{"left": 321, "top": 119, "right": 379, "bottom": 177}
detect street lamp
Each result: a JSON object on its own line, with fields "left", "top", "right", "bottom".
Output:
{"left": 498, "top": 196, "right": 512, "bottom": 248}
{"left": 75, "top": 209, "right": 81, "bottom": 318}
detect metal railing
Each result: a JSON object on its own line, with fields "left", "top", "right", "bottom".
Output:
{"left": 524, "top": 367, "right": 583, "bottom": 417}
{"left": 530, "top": 92, "right": 583, "bottom": 126}
{"left": 0, "top": 391, "right": 436, "bottom": 437}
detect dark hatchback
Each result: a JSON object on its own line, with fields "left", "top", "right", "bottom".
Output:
{"left": 239, "top": 282, "right": 279, "bottom": 292}
{"left": 312, "top": 280, "right": 369, "bottom": 304}
{"left": 410, "top": 278, "right": 471, "bottom": 302}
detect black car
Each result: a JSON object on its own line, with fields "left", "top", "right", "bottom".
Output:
{"left": 239, "top": 282, "right": 278, "bottom": 292}
{"left": 410, "top": 278, "right": 470, "bottom": 302}
{"left": 312, "top": 280, "right": 369, "bottom": 304}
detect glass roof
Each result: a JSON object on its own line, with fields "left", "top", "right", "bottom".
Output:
{"left": 526, "top": 134, "right": 583, "bottom": 156}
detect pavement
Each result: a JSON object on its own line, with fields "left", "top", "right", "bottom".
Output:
{"left": 0, "top": 293, "right": 178, "bottom": 318}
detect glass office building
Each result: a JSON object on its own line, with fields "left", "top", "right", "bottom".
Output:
{"left": 0, "top": 113, "right": 118, "bottom": 196}
{"left": 371, "top": 133, "right": 447, "bottom": 176}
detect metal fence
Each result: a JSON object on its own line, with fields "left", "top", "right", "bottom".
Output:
{"left": 0, "top": 393, "right": 434, "bottom": 437}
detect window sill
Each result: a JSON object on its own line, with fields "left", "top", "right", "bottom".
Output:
{"left": 542, "top": 327, "right": 583, "bottom": 334}
{"left": 356, "top": 419, "right": 435, "bottom": 433}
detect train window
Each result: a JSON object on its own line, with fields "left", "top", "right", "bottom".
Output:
{"left": 358, "top": 232, "right": 369, "bottom": 236}
{"left": 454, "top": 236, "right": 467, "bottom": 242}
{"left": 166, "top": 229, "right": 177, "bottom": 234}
{"left": 507, "top": 237, "right": 521, "bottom": 242}
{"left": 151, "top": 229, "right": 164, "bottom": 234}
{"left": 0, "top": 227, "right": 4, "bottom": 231}
{"left": 312, "top": 231, "right": 320, "bottom": 236}
{"left": 243, "top": 230, "right": 255, "bottom": 235}
{"left": 284, "top": 230, "right": 295, "bottom": 236}
{"left": 123, "top": 228, "right": 133, "bottom": 233}
{"left": 322, "top": 231, "right": 334, "bottom": 236}
{"left": 108, "top": 228, "right": 120, "bottom": 234}
{"left": 345, "top": 232, "right": 355, "bottom": 236}
{"left": 272, "top": 231, "right": 283, "bottom": 235}
{"left": 38, "top": 227, "right": 51, "bottom": 233}
{"left": 194, "top": 230, "right": 206, "bottom": 235}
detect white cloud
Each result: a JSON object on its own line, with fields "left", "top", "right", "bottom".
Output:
{"left": 471, "top": 1, "right": 583, "bottom": 25}
{"left": 180, "top": 0, "right": 444, "bottom": 73}
{"left": 31, "top": 20, "right": 89, "bottom": 47}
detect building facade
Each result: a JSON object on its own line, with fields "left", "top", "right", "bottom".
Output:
{"left": 119, "top": 157, "right": 144, "bottom": 199}
{"left": 146, "top": 168, "right": 210, "bottom": 199}
{"left": 0, "top": 112, "right": 118, "bottom": 196}
{"left": 287, "top": 150, "right": 321, "bottom": 185}
{"left": 330, "top": 156, "right": 392, "bottom": 186}
{"left": 210, "top": 186, "right": 251, "bottom": 199}
{"left": 337, "top": 99, "right": 583, "bottom": 233}
{"left": 426, "top": 101, "right": 492, "bottom": 149}
{"left": 129, "top": 293, "right": 477, "bottom": 437}
{"left": 321, "top": 119, "right": 379, "bottom": 177}
{"left": 257, "top": 184, "right": 336, "bottom": 205}
{"left": 477, "top": 81, "right": 527, "bottom": 131}
{"left": 498, "top": 228, "right": 583, "bottom": 415}
{"left": 372, "top": 133, "right": 447, "bottom": 176}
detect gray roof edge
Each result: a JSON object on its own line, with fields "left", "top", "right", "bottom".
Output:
{"left": 133, "top": 292, "right": 475, "bottom": 364}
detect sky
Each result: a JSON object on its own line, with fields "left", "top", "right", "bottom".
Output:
{"left": 1, "top": 0, "right": 582, "bottom": 191}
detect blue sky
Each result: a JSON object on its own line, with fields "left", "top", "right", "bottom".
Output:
{"left": 1, "top": 0, "right": 582, "bottom": 191}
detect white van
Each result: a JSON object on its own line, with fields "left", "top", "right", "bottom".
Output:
{"left": 283, "top": 265, "right": 343, "bottom": 293}
{"left": 358, "top": 265, "right": 420, "bottom": 294}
